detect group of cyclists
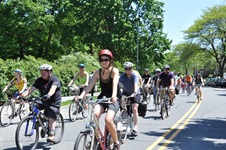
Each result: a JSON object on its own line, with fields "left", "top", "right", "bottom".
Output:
{"left": 1, "top": 49, "right": 205, "bottom": 150}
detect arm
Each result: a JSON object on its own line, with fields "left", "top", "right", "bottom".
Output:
{"left": 21, "top": 86, "right": 36, "bottom": 97}
{"left": 68, "top": 73, "right": 78, "bottom": 87}
{"left": 111, "top": 68, "right": 119, "bottom": 101}
{"left": 47, "top": 85, "right": 58, "bottom": 97}
{"left": 156, "top": 78, "right": 161, "bottom": 89}
{"left": 170, "top": 78, "right": 174, "bottom": 89}
{"left": 146, "top": 77, "right": 152, "bottom": 86}
{"left": 2, "top": 79, "right": 14, "bottom": 92}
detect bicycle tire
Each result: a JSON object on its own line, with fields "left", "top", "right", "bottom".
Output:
{"left": 69, "top": 100, "right": 78, "bottom": 122}
{"left": 160, "top": 99, "right": 166, "bottom": 119}
{"left": 82, "top": 100, "right": 89, "bottom": 118}
{"left": 19, "top": 102, "right": 30, "bottom": 120}
{"left": 53, "top": 112, "right": 64, "bottom": 144}
{"left": 74, "top": 130, "right": 93, "bottom": 150}
{"left": 165, "top": 99, "right": 170, "bottom": 117}
{"left": 0, "top": 102, "right": 13, "bottom": 127}
{"left": 15, "top": 116, "right": 39, "bottom": 150}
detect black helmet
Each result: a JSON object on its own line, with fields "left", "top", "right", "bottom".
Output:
{"left": 164, "top": 65, "right": 170, "bottom": 69}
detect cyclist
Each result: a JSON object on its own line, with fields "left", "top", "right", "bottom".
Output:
{"left": 119, "top": 62, "right": 140, "bottom": 135}
{"left": 68, "top": 63, "right": 89, "bottom": 95}
{"left": 156, "top": 65, "right": 175, "bottom": 106}
{"left": 185, "top": 73, "right": 193, "bottom": 95}
{"left": 2, "top": 69, "right": 27, "bottom": 111}
{"left": 78, "top": 49, "right": 121, "bottom": 149}
{"left": 142, "top": 68, "right": 152, "bottom": 98}
{"left": 194, "top": 74, "right": 204, "bottom": 100}
{"left": 21, "top": 64, "right": 62, "bottom": 143}
{"left": 152, "top": 68, "right": 161, "bottom": 105}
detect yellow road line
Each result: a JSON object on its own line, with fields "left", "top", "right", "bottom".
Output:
{"left": 146, "top": 100, "right": 199, "bottom": 150}
{"left": 158, "top": 101, "right": 202, "bottom": 150}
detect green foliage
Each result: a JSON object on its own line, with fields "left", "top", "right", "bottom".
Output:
{"left": 184, "top": 4, "right": 226, "bottom": 77}
{"left": 0, "top": 53, "right": 100, "bottom": 99}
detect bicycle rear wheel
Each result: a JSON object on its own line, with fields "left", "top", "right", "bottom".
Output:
{"left": 74, "top": 130, "right": 94, "bottom": 150}
{"left": 19, "top": 102, "right": 30, "bottom": 120}
{"left": 0, "top": 102, "right": 13, "bottom": 127}
{"left": 54, "top": 113, "right": 64, "bottom": 144}
{"left": 15, "top": 116, "right": 39, "bottom": 150}
{"left": 160, "top": 99, "right": 166, "bottom": 119}
{"left": 155, "top": 93, "right": 160, "bottom": 111}
{"left": 69, "top": 100, "right": 78, "bottom": 122}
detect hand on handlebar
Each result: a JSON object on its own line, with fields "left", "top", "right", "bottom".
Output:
{"left": 42, "top": 94, "right": 50, "bottom": 101}
{"left": 111, "top": 96, "right": 117, "bottom": 104}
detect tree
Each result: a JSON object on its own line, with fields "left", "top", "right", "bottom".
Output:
{"left": 184, "top": 5, "right": 226, "bottom": 77}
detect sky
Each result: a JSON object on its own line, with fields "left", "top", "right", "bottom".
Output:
{"left": 159, "top": 0, "right": 226, "bottom": 45}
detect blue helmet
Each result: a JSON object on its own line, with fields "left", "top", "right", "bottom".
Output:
{"left": 78, "top": 63, "right": 85, "bottom": 68}
{"left": 14, "top": 69, "right": 22, "bottom": 74}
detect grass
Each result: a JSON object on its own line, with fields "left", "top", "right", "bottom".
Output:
{"left": 60, "top": 96, "right": 98, "bottom": 107}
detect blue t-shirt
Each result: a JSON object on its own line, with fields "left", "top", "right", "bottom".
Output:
{"left": 119, "top": 72, "right": 140, "bottom": 95}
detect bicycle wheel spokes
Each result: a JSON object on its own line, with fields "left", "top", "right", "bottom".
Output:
{"left": 19, "top": 102, "right": 30, "bottom": 120}
{"left": 15, "top": 116, "right": 39, "bottom": 150}
{"left": 54, "top": 113, "right": 64, "bottom": 144}
{"left": 0, "top": 102, "right": 13, "bottom": 127}
{"left": 69, "top": 101, "right": 78, "bottom": 122}
{"left": 74, "top": 131, "right": 93, "bottom": 150}
{"left": 82, "top": 101, "right": 90, "bottom": 118}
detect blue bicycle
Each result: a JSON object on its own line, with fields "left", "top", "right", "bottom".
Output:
{"left": 15, "top": 97, "right": 64, "bottom": 150}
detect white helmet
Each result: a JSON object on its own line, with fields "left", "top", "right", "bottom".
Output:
{"left": 155, "top": 68, "right": 161, "bottom": 72}
{"left": 39, "top": 64, "right": 53, "bottom": 71}
{"left": 123, "top": 62, "right": 134, "bottom": 68}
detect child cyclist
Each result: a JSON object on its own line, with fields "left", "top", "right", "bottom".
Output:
{"left": 2, "top": 69, "right": 27, "bottom": 110}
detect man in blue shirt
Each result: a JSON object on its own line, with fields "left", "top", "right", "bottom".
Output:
{"left": 119, "top": 62, "right": 140, "bottom": 135}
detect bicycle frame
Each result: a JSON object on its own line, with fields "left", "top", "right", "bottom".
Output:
{"left": 79, "top": 98, "right": 113, "bottom": 150}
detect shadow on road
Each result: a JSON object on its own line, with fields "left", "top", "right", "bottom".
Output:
{"left": 155, "top": 118, "right": 226, "bottom": 150}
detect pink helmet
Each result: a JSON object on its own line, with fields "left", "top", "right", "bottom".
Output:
{"left": 99, "top": 49, "right": 113, "bottom": 59}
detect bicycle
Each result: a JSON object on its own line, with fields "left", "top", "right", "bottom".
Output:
{"left": 195, "top": 84, "right": 202, "bottom": 103}
{"left": 117, "top": 95, "right": 137, "bottom": 144}
{"left": 159, "top": 87, "right": 171, "bottom": 119}
{"left": 0, "top": 91, "right": 30, "bottom": 127}
{"left": 15, "top": 97, "right": 64, "bottom": 150}
{"left": 141, "top": 87, "right": 151, "bottom": 104}
{"left": 68, "top": 86, "right": 90, "bottom": 122}
{"left": 73, "top": 97, "right": 120, "bottom": 150}
{"left": 154, "top": 91, "right": 161, "bottom": 112}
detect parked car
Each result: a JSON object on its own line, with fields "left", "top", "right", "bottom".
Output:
{"left": 212, "top": 78, "right": 226, "bottom": 87}
{"left": 205, "top": 78, "right": 213, "bottom": 86}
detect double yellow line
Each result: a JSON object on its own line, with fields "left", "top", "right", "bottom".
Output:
{"left": 146, "top": 100, "right": 202, "bottom": 150}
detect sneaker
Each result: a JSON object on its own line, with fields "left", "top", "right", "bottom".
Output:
{"left": 72, "top": 111, "right": 77, "bottom": 115}
{"left": 113, "top": 142, "right": 120, "bottom": 150}
{"left": 47, "top": 135, "right": 55, "bottom": 143}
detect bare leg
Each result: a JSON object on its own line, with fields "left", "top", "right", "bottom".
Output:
{"left": 132, "top": 103, "right": 139, "bottom": 128}
{"left": 105, "top": 110, "right": 118, "bottom": 143}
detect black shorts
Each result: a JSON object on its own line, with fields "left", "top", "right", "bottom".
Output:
{"left": 99, "top": 101, "right": 120, "bottom": 113}
{"left": 36, "top": 100, "right": 60, "bottom": 120}
{"left": 122, "top": 93, "right": 140, "bottom": 104}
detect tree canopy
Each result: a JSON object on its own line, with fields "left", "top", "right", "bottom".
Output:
{"left": 0, "top": 0, "right": 171, "bottom": 70}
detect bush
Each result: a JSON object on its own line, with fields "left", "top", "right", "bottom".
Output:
{"left": 0, "top": 52, "right": 100, "bottom": 100}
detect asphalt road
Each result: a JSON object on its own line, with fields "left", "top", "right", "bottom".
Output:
{"left": 0, "top": 87, "right": 226, "bottom": 150}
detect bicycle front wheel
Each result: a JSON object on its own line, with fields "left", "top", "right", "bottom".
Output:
{"left": 82, "top": 101, "right": 90, "bottom": 118}
{"left": 54, "top": 112, "right": 64, "bottom": 144}
{"left": 15, "top": 116, "right": 39, "bottom": 150}
{"left": 69, "top": 100, "right": 78, "bottom": 122}
{"left": 19, "top": 102, "right": 30, "bottom": 120}
{"left": 74, "top": 130, "right": 94, "bottom": 150}
{"left": 0, "top": 102, "right": 13, "bottom": 127}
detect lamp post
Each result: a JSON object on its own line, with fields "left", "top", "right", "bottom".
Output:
{"left": 136, "top": 26, "right": 139, "bottom": 70}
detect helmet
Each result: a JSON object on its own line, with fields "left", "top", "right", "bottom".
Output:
{"left": 99, "top": 49, "right": 113, "bottom": 59}
{"left": 197, "top": 73, "right": 201, "bottom": 76}
{"left": 39, "top": 64, "right": 53, "bottom": 71}
{"left": 14, "top": 69, "right": 22, "bottom": 74}
{"left": 155, "top": 68, "right": 161, "bottom": 72}
{"left": 144, "top": 68, "right": 148, "bottom": 71}
{"left": 164, "top": 65, "right": 170, "bottom": 69}
{"left": 78, "top": 63, "right": 85, "bottom": 67}
{"left": 123, "top": 62, "right": 134, "bottom": 68}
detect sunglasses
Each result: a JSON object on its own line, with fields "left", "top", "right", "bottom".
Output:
{"left": 79, "top": 67, "right": 84, "bottom": 69}
{"left": 100, "top": 58, "right": 110, "bottom": 62}
{"left": 125, "top": 68, "right": 132, "bottom": 71}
